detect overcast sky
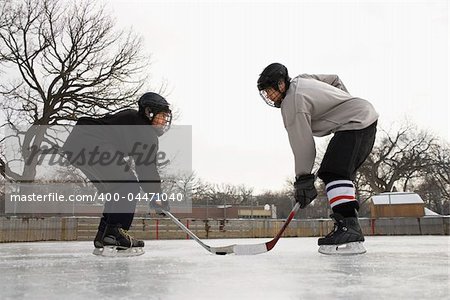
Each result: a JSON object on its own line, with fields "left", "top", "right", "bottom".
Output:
{"left": 106, "top": 0, "right": 447, "bottom": 193}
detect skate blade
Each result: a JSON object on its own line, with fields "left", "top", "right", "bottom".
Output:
{"left": 93, "top": 246, "right": 145, "bottom": 257}
{"left": 318, "top": 242, "right": 366, "bottom": 255}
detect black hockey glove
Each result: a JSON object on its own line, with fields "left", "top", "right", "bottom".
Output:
{"left": 149, "top": 196, "right": 170, "bottom": 216}
{"left": 294, "top": 174, "right": 317, "bottom": 208}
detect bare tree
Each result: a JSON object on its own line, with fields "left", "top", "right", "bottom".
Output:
{"left": 429, "top": 141, "right": 450, "bottom": 200}
{"left": 0, "top": 0, "right": 10, "bottom": 34}
{"left": 206, "top": 183, "right": 238, "bottom": 206}
{"left": 255, "top": 190, "right": 293, "bottom": 219}
{"left": 191, "top": 178, "right": 212, "bottom": 205}
{"left": 237, "top": 184, "right": 254, "bottom": 205}
{"left": 357, "top": 123, "right": 437, "bottom": 196}
{"left": 353, "top": 123, "right": 450, "bottom": 215}
{"left": 188, "top": 178, "right": 254, "bottom": 207}
{"left": 161, "top": 171, "right": 201, "bottom": 203}
{"left": 414, "top": 141, "right": 450, "bottom": 214}
{"left": 0, "top": 0, "right": 150, "bottom": 181}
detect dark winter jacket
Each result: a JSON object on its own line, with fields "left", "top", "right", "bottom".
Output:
{"left": 62, "top": 109, "right": 161, "bottom": 193}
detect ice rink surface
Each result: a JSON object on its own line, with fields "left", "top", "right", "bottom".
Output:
{"left": 1, "top": 236, "right": 449, "bottom": 300}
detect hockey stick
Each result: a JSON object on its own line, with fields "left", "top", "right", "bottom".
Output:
{"left": 161, "top": 210, "right": 225, "bottom": 254}
{"left": 162, "top": 202, "right": 300, "bottom": 256}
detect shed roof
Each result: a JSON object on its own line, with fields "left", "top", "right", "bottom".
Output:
{"left": 371, "top": 192, "right": 424, "bottom": 205}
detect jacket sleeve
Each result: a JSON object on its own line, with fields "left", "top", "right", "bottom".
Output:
{"left": 285, "top": 112, "right": 316, "bottom": 177}
{"left": 133, "top": 134, "right": 162, "bottom": 194}
{"left": 134, "top": 159, "right": 162, "bottom": 194}
{"left": 308, "top": 74, "right": 349, "bottom": 93}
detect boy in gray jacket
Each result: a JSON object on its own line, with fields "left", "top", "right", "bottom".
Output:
{"left": 257, "top": 63, "right": 378, "bottom": 254}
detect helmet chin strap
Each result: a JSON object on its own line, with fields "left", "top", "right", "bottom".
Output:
{"left": 274, "top": 100, "right": 282, "bottom": 108}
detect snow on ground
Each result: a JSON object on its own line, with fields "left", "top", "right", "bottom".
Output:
{"left": 0, "top": 236, "right": 449, "bottom": 300}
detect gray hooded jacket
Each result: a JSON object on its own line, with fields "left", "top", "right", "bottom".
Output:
{"left": 280, "top": 74, "right": 379, "bottom": 177}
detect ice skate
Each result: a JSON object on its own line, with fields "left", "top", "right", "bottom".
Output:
{"left": 93, "top": 224, "right": 145, "bottom": 257}
{"left": 93, "top": 228, "right": 105, "bottom": 249}
{"left": 93, "top": 218, "right": 108, "bottom": 249}
{"left": 318, "top": 213, "right": 366, "bottom": 255}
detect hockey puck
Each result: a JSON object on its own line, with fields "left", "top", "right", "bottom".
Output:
{"left": 215, "top": 252, "right": 227, "bottom": 255}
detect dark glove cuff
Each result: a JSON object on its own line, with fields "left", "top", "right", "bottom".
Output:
{"left": 295, "top": 174, "right": 315, "bottom": 183}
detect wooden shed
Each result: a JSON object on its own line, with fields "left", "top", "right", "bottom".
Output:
{"left": 370, "top": 192, "right": 425, "bottom": 218}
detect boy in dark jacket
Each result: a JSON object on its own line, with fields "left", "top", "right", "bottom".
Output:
{"left": 63, "top": 92, "right": 171, "bottom": 256}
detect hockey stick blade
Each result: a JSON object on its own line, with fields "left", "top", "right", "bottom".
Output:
{"left": 228, "top": 202, "right": 300, "bottom": 255}
{"left": 162, "top": 202, "right": 300, "bottom": 256}
{"left": 162, "top": 210, "right": 239, "bottom": 255}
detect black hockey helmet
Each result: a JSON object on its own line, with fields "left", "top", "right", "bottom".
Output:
{"left": 138, "top": 92, "right": 172, "bottom": 134}
{"left": 257, "top": 63, "right": 291, "bottom": 107}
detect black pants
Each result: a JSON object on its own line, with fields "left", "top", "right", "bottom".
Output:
{"left": 77, "top": 164, "right": 140, "bottom": 232}
{"left": 98, "top": 182, "right": 140, "bottom": 232}
{"left": 318, "top": 121, "right": 377, "bottom": 214}
{"left": 318, "top": 121, "right": 377, "bottom": 183}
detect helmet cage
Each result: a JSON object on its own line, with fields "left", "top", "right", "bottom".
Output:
{"left": 138, "top": 92, "right": 172, "bottom": 135}
{"left": 259, "top": 89, "right": 281, "bottom": 108}
{"left": 145, "top": 105, "right": 172, "bottom": 135}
